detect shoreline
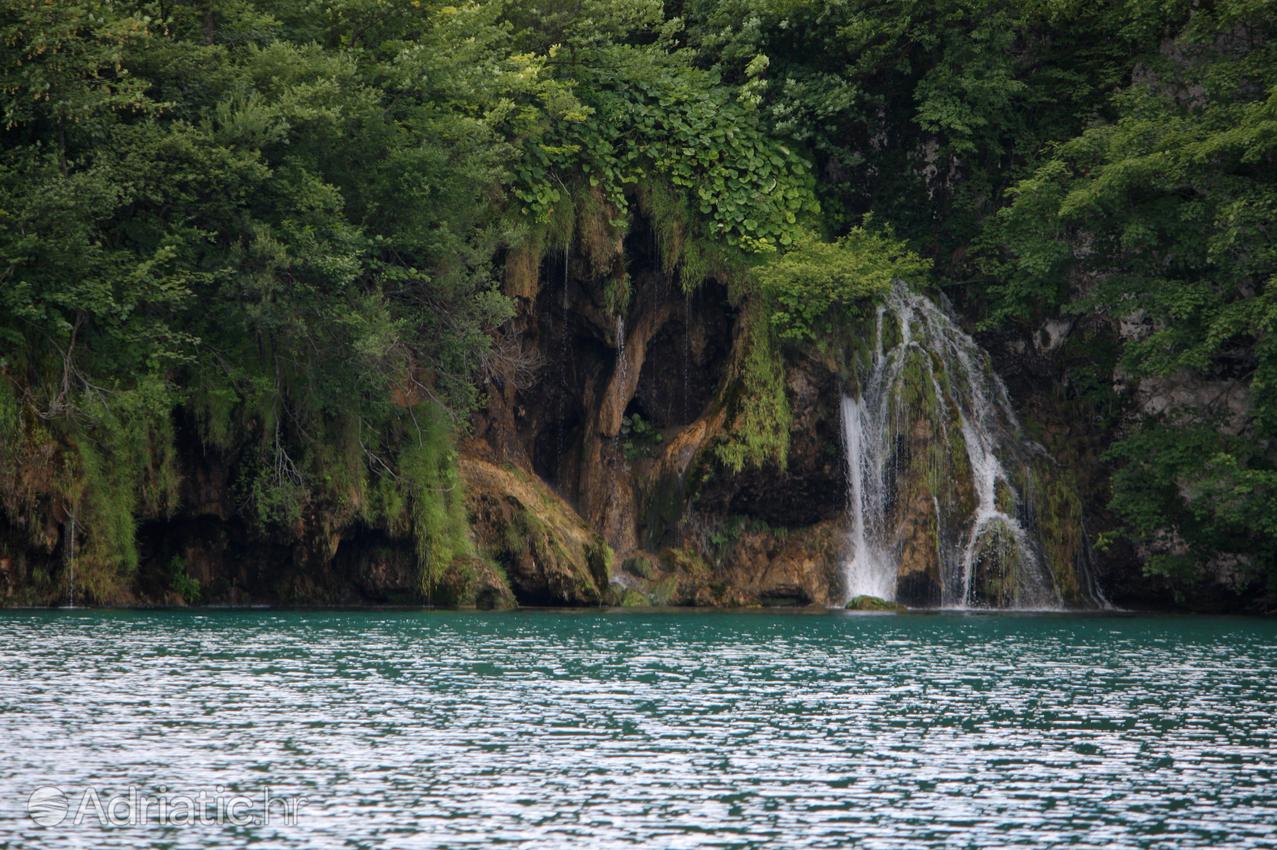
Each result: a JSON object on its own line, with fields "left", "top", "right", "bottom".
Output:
{"left": 4, "top": 603, "right": 1266, "bottom": 617}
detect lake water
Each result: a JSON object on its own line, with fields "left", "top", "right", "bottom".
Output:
{"left": 0, "top": 610, "right": 1274, "bottom": 848}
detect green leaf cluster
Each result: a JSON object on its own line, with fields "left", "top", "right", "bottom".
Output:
{"left": 621, "top": 413, "right": 664, "bottom": 462}
{"left": 512, "top": 44, "right": 820, "bottom": 255}
{"left": 755, "top": 229, "right": 931, "bottom": 342}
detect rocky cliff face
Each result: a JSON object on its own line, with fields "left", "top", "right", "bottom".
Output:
{"left": 472, "top": 215, "right": 851, "bottom": 608}
{"left": 978, "top": 305, "right": 1270, "bottom": 612}
{"left": 460, "top": 453, "right": 609, "bottom": 606}
{"left": 0, "top": 415, "right": 518, "bottom": 609}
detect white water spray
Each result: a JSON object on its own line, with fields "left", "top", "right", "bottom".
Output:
{"left": 840, "top": 394, "right": 896, "bottom": 600}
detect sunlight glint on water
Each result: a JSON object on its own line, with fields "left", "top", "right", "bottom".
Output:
{"left": 1, "top": 610, "right": 1274, "bottom": 849}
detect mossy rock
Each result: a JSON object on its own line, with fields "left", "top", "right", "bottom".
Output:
{"left": 461, "top": 456, "right": 610, "bottom": 605}
{"left": 435, "top": 556, "right": 517, "bottom": 610}
{"left": 617, "top": 588, "right": 651, "bottom": 608}
{"left": 845, "top": 595, "right": 906, "bottom": 612}
{"left": 622, "top": 556, "right": 656, "bottom": 580}
{"left": 967, "top": 518, "right": 1026, "bottom": 607}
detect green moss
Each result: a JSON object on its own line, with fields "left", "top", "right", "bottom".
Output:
{"left": 637, "top": 181, "right": 742, "bottom": 291}
{"left": 618, "top": 588, "right": 651, "bottom": 607}
{"left": 852, "top": 318, "right": 881, "bottom": 382}
{"left": 846, "top": 595, "right": 906, "bottom": 611}
{"left": 602, "top": 272, "right": 632, "bottom": 317}
{"left": 1032, "top": 464, "right": 1087, "bottom": 604}
{"left": 424, "top": 554, "right": 513, "bottom": 610}
{"left": 585, "top": 536, "right": 614, "bottom": 589}
{"left": 545, "top": 191, "right": 577, "bottom": 257}
{"left": 647, "top": 576, "right": 682, "bottom": 606}
{"left": 168, "top": 555, "right": 201, "bottom": 604}
{"left": 900, "top": 348, "right": 939, "bottom": 423}
{"left": 968, "top": 519, "right": 1025, "bottom": 607}
{"left": 648, "top": 546, "right": 713, "bottom": 606}
{"left": 943, "top": 403, "right": 977, "bottom": 519}
{"left": 995, "top": 479, "right": 1017, "bottom": 515}
{"left": 880, "top": 310, "right": 903, "bottom": 352}
{"left": 623, "top": 556, "right": 656, "bottom": 580}
{"left": 44, "top": 377, "right": 183, "bottom": 603}
{"left": 187, "top": 382, "right": 240, "bottom": 452}
{"left": 364, "top": 403, "right": 472, "bottom": 600}
{"left": 715, "top": 298, "right": 791, "bottom": 473}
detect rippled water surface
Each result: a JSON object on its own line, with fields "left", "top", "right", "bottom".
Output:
{"left": 1, "top": 610, "right": 1275, "bottom": 848}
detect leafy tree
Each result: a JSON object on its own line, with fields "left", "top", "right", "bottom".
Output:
{"left": 0, "top": 0, "right": 519, "bottom": 598}
{"left": 988, "top": 0, "right": 1277, "bottom": 590}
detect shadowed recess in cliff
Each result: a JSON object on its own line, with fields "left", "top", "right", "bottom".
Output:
{"left": 839, "top": 283, "right": 1107, "bottom": 609}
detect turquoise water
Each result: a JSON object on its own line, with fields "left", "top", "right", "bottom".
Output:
{"left": 1, "top": 610, "right": 1275, "bottom": 848}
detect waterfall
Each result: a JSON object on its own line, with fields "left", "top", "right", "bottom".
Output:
{"left": 615, "top": 315, "right": 627, "bottom": 384}
{"left": 839, "top": 395, "right": 896, "bottom": 600}
{"left": 839, "top": 282, "right": 1103, "bottom": 610}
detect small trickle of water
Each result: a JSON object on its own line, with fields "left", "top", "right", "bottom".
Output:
{"left": 682, "top": 295, "right": 692, "bottom": 423}
{"left": 64, "top": 507, "right": 76, "bottom": 609}
{"left": 554, "top": 251, "right": 572, "bottom": 470}
{"left": 615, "top": 314, "right": 627, "bottom": 385}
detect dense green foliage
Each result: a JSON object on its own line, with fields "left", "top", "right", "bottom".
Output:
{"left": 680, "top": 0, "right": 1171, "bottom": 257}
{"left": 757, "top": 228, "right": 931, "bottom": 342}
{"left": 982, "top": 2, "right": 1277, "bottom": 591}
{"left": 3, "top": 0, "right": 1275, "bottom": 604}
{"left": 513, "top": 42, "right": 820, "bottom": 254}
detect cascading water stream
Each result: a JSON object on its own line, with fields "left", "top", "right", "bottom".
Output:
{"left": 64, "top": 506, "right": 76, "bottom": 609}
{"left": 839, "top": 395, "right": 896, "bottom": 600}
{"left": 839, "top": 283, "right": 1102, "bottom": 610}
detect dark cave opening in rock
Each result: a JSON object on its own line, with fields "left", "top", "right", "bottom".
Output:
{"left": 633, "top": 281, "right": 735, "bottom": 430}
{"left": 622, "top": 395, "right": 652, "bottom": 423}
{"left": 531, "top": 407, "right": 583, "bottom": 491}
